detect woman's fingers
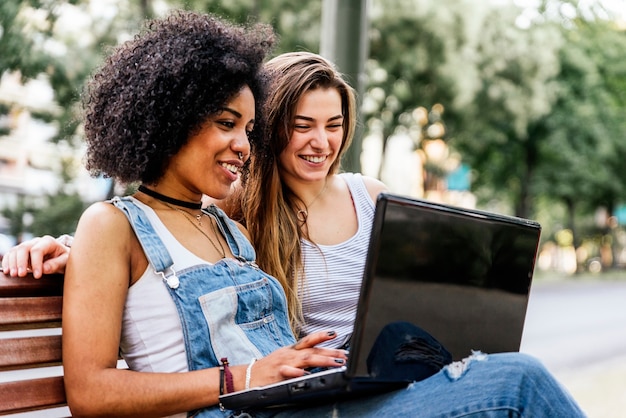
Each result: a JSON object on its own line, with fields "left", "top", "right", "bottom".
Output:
{"left": 2, "top": 235, "right": 69, "bottom": 278}
{"left": 286, "top": 347, "right": 347, "bottom": 372}
{"left": 292, "top": 330, "right": 338, "bottom": 349}
{"left": 278, "top": 365, "right": 311, "bottom": 379}
{"left": 277, "top": 353, "right": 345, "bottom": 380}
{"left": 2, "top": 238, "right": 38, "bottom": 277}
{"left": 253, "top": 337, "right": 348, "bottom": 387}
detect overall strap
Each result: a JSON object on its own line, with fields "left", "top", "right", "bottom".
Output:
{"left": 204, "top": 204, "right": 256, "bottom": 263}
{"left": 109, "top": 197, "right": 179, "bottom": 288}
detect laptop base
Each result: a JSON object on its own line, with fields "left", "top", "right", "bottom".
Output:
{"left": 219, "top": 368, "right": 408, "bottom": 410}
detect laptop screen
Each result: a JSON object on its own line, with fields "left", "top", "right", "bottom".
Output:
{"left": 350, "top": 193, "right": 542, "bottom": 375}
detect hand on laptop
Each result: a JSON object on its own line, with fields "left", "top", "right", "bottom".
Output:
{"left": 247, "top": 330, "right": 348, "bottom": 388}
{"left": 1, "top": 235, "right": 70, "bottom": 278}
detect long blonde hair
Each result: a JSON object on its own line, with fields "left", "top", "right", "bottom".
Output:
{"left": 243, "top": 52, "right": 357, "bottom": 335}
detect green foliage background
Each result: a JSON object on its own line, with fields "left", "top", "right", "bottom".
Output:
{"left": 1, "top": 0, "right": 625, "bottom": 268}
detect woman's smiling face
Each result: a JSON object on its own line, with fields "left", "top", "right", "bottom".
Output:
{"left": 278, "top": 87, "right": 344, "bottom": 184}
{"left": 167, "top": 85, "right": 255, "bottom": 200}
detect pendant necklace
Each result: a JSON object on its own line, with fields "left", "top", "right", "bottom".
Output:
{"left": 296, "top": 181, "right": 328, "bottom": 224}
{"left": 162, "top": 201, "right": 226, "bottom": 258}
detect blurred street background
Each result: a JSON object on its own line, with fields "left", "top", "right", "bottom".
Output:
{"left": 521, "top": 271, "right": 626, "bottom": 418}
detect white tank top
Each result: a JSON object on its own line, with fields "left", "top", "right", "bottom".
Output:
{"left": 119, "top": 198, "right": 211, "bottom": 375}
{"left": 298, "top": 173, "right": 376, "bottom": 348}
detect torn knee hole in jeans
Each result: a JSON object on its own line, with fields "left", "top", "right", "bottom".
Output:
{"left": 444, "top": 350, "right": 488, "bottom": 380}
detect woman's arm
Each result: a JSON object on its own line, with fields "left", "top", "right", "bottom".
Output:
{"left": 63, "top": 202, "right": 219, "bottom": 416}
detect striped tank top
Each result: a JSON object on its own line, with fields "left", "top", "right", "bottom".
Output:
{"left": 298, "top": 172, "right": 376, "bottom": 348}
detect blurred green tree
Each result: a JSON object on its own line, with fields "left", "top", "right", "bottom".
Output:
{"left": 0, "top": 0, "right": 150, "bottom": 239}
{"left": 171, "top": 0, "right": 322, "bottom": 54}
{"left": 364, "top": 0, "right": 566, "bottom": 219}
{"left": 534, "top": 15, "right": 626, "bottom": 249}
{"left": 364, "top": 0, "right": 626, "bottom": 237}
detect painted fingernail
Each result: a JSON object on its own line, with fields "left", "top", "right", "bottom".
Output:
{"left": 334, "top": 358, "right": 344, "bottom": 364}
{"left": 327, "top": 331, "right": 336, "bottom": 336}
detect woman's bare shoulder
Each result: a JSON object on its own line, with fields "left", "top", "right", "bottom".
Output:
{"left": 69, "top": 200, "right": 139, "bottom": 283}
{"left": 73, "top": 201, "right": 135, "bottom": 251}
{"left": 359, "top": 175, "right": 388, "bottom": 202}
{"left": 78, "top": 201, "right": 130, "bottom": 227}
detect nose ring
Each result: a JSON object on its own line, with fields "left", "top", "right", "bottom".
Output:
{"left": 238, "top": 152, "right": 243, "bottom": 160}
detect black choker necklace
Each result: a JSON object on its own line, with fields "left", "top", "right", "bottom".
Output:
{"left": 138, "top": 185, "right": 202, "bottom": 210}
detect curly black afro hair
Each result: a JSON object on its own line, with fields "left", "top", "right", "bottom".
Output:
{"left": 82, "top": 10, "right": 275, "bottom": 184}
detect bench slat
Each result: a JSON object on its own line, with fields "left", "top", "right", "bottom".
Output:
{"left": 0, "top": 376, "right": 66, "bottom": 414}
{"left": 0, "top": 335, "right": 63, "bottom": 368}
{"left": 0, "top": 272, "right": 68, "bottom": 415}
{"left": 0, "top": 297, "right": 62, "bottom": 326}
{"left": 0, "top": 273, "right": 64, "bottom": 297}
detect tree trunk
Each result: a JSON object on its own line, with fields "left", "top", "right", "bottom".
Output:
{"left": 565, "top": 197, "right": 577, "bottom": 248}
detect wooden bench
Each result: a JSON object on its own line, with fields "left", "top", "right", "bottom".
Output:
{"left": 0, "top": 271, "right": 68, "bottom": 416}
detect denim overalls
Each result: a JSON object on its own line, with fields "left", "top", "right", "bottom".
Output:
{"left": 111, "top": 197, "right": 296, "bottom": 417}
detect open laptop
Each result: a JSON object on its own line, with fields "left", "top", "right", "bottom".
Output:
{"left": 219, "top": 192, "right": 542, "bottom": 410}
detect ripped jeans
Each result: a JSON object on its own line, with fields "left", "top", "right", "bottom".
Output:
{"left": 366, "top": 321, "right": 452, "bottom": 382}
{"left": 233, "top": 352, "right": 585, "bottom": 417}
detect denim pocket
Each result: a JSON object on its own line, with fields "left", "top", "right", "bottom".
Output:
{"left": 198, "top": 279, "right": 268, "bottom": 365}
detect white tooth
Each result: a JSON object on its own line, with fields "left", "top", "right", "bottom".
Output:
{"left": 304, "top": 156, "right": 325, "bottom": 163}
{"left": 221, "top": 163, "right": 238, "bottom": 174}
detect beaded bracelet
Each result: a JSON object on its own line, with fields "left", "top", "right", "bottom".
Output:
{"left": 245, "top": 358, "right": 257, "bottom": 390}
